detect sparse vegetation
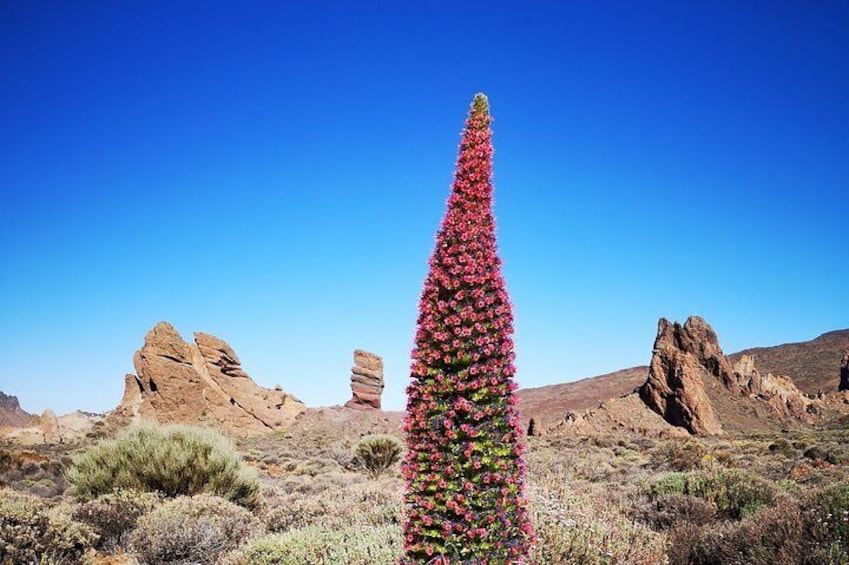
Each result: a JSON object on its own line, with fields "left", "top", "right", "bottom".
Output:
{"left": 226, "top": 524, "right": 402, "bottom": 565}
{"left": 649, "top": 467, "right": 778, "bottom": 519}
{"left": 0, "top": 488, "right": 95, "bottom": 565}
{"left": 2, "top": 422, "right": 849, "bottom": 563}
{"left": 72, "top": 489, "right": 162, "bottom": 552}
{"left": 67, "top": 424, "right": 259, "bottom": 508}
{"left": 130, "top": 494, "right": 260, "bottom": 565}
{"left": 261, "top": 479, "right": 403, "bottom": 533}
{"left": 0, "top": 448, "right": 68, "bottom": 497}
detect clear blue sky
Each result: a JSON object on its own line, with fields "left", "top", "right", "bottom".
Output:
{"left": 1, "top": 1, "right": 847, "bottom": 415}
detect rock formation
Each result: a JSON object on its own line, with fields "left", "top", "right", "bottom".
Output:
{"left": 3, "top": 410, "right": 101, "bottom": 446}
{"left": 732, "top": 354, "right": 819, "bottom": 422}
{"left": 639, "top": 317, "right": 725, "bottom": 435}
{"left": 551, "top": 394, "right": 689, "bottom": 439}
{"left": 840, "top": 351, "right": 849, "bottom": 391}
{"left": 113, "top": 322, "right": 305, "bottom": 436}
{"left": 638, "top": 316, "right": 825, "bottom": 436}
{"left": 40, "top": 410, "right": 61, "bottom": 443}
{"left": 345, "top": 349, "right": 384, "bottom": 410}
{"left": 0, "top": 391, "right": 33, "bottom": 427}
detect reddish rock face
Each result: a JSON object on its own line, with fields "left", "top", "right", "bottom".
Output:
{"left": 639, "top": 317, "right": 725, "bottom": 435}
{"left": 345, "top": 349, "right": 384, "bottom": 410}
{"left": 639, "top": 316, "right": 825, "bottom": 436}
{"left": 840, "top": 352, "right": 849, "bottom": 392}
{"left": 113, "top": 322, "right": 305, "bottom": 436}
{"left": 0, "top": 391, "right": 33, "bottom": 428}
{"left": 733, "top": 354, "right": 820, "bottom": 423}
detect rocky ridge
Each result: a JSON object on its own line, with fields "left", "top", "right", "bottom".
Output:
{"left": 0, "top": 391, "right": 33, "bottom": 428}
{"left": 112, "top": 322, "right": 305, "bottom": 436}
{"left": 526, "top": 316, "right": 828, "bottom": 437}
{"left": 730, "top": 329, "right": 849, "bottom": 394}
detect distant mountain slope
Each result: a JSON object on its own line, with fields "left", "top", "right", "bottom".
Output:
{"left": 0, "top": 391, "right": 34, "bottom": 428}
{"left": 518, "top": 328, "right": 849, "bottom": 431}
{"left": 517, "top": 366, "right": 647, "bottom": 429}
{"left": 729, "top": 329, "right": 849, "bottom": 395}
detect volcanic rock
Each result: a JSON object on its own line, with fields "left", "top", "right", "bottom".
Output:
{"left": 0, "top": 391, "right": 33, "bottom": 428}
{"left": 840, "top": 351, "right": 849, "bottom": 392}
{"left": 113, "top": 322, "right": 305, "bottom": 436}
{"left": 732, "top": 354, "right": 820, "bottom": 422}
{"left": 639, "top": 317, "right": 725, "bottom": 435}
{"left": 551, "top": 393, "right": 689, "bottom": 439}
{"left": 40, "top": 410, "right": 61, "bottom": 443}
{"left": 345, "top": 349, "right": 384, "bottom": 410}
{"left": 638, "top": 316, "right": 825, "bottom": 435}
{"left": 729, "top": 329, "right": 849, "bottom": 395}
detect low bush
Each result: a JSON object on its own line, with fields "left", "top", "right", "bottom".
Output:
{"left": 354, "top": 435, "right": 403, "bottom": 478}
{"left": 654, "top": 439, "right": 708, "bottom": 471}
{"left": 673, "top": 500, "right": 805, "bottom": 565}
{"left": 650, "top": 468, "right": 777, "bottom": 519}
{"left": 72, "top": 489, "right": 162, "bottom": 552}
{"left": 651, "top": 472, "right": 686, "bottom": 496}
{"left": 0, "top": 449, "right": 68, "bottom": 498}
{"left": 529, "top": 484, "right": 668, "bottom": 565}
{"left": 225, "top": 524, "right": 402, "bottom": 565}
{"left": 129, "top": 494, "right": 260, "bottom": 565}
{"left": 641, "top": 494, "right": 717, "bottom": 530}
{"left": 67, "top": 424, "right": 259, "bottom": 508}
{"left": 262, "top": 479, "right": 403, "bottom": 533}
{"left": 804, "top": 445, "right": 839, "bottom": 465}
{"left": 0, "top": 488, "right": 95, "bottom": 564}
{"left": 803, "top": 483, "right": 849, "bottom": 565}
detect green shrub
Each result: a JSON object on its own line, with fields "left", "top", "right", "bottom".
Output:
{"left": 803, "top": 483, "right": 849, "bottom": 565}
{"left": 354, "top": 435, "right": 403, "bottom": 478}
{"left": 225, "top": 524, "right": 402, "bottom": 565}
{"left": 67, "top": 424, "right": 259, "bottom": 508}
{"left": 129, "top": 494, "right": 260, "bottom": 565}
{"left": 0, "top": 489, "right": 95, "bottom": 565}
{"left": 651, "top": 472, "right": 687, "bottom": 496}
{"left": 72, "top": 489, "right": 162, "bottom": 552}
{"left": 651, "top": 468, "right": 777, "bottom": 520}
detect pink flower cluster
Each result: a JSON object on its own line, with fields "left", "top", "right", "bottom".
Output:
{"left": 401, "top": 94, "right": 534, "bottom": 564}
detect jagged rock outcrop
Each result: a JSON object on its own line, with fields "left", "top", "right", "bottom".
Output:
{"left": 345, "top": 350, "right": 384, "bottom": 410}
{"left": 2, "top": 409, "right": 101, "bottom": 446}
{"left": 0, "top": 391, "right": 33, "bottom": 427}
{"left": 732, "top": 354, "right": 820, "bottom": 422}
{"left": 638, "top": 316, "right": 825, "bottom": 436}
{"left": 113, "top": 322, "right": 305, "bottom": 436}
{"left": 639, "top": 317, "right": 725, "bottom": 435}
{"left": 840, "top": 351, "right": 849, "bottom": 392}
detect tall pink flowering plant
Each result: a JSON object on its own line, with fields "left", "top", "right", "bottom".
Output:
{"left": 401, "top": 94, "right": 534, "bottom": 564}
